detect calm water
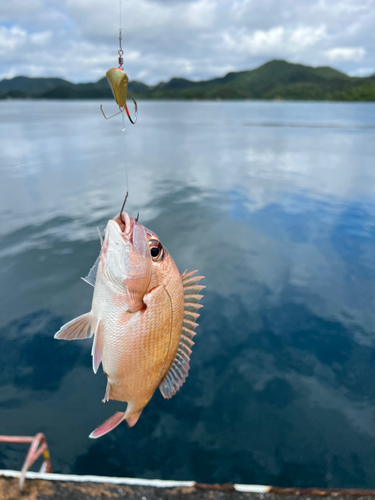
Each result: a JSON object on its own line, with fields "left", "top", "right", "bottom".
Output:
{"left": 0, "top": 100, "right": 375, "bottom": 488}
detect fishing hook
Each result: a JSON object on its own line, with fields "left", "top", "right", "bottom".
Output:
{"left": 125, "top": 97, "right": 138, "bottom": 124}
{"left": 120, "top": 191, "right": 128, "bottom": 224}
{"left": 100, "top": 105, "right": 123, "bottom": 120}
{"left": 100, "top": 97, "right": 138, "bottom": 123}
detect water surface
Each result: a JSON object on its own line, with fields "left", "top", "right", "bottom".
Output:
{"left": 0, "top": 100, "right": 375, "bottom": 488}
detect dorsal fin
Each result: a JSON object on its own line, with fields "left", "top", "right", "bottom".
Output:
{"left": 81, "top": 254, "right": 100, "bottom": 287}
{"left": 159, "top": 271, "right": 205, "bottom": 399}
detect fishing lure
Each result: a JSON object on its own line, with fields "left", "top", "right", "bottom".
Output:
{"left": 100, "top": 29, "right": 138, "bottom": 124}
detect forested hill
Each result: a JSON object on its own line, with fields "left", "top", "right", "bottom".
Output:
{"left": 1, "top": 60, "right": 374, "bottom": 101}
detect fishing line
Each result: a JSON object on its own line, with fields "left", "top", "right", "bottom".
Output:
{"left": 119, "top": 0, "right": 122, "bottom": 35}
{"left": 119, "top": 0, "right": 129, "bottom": 215}
{"left": 122, "top": 106, "right": 129, "bottom": 203}
{"left": 100, "top": 0, "right": 137, "bottom": 218}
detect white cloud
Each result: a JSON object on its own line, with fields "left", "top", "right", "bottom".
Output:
{"left": 325, "top": 47, "right": 365, "bottom": 62}
{"left": 0, "top": 0, "right": 374, "bottom": 83}
{"left": 29, "top": 31, "right": 52, "bottom": 46}
{"left": 349, "top": 66, "right": 374, "bottom": 76}
{"left": 65, "top": 0, "right": 171, "bottom": 38}
{"left": 185, "top": 0, "right": 216, "bottom": 29}
{"left": 289, "top": 25, "right": 327, "bottom": 47}
{"left": 222, "top": 25, "right": 327, "bottom": 57}
{"left": 0, "top": 26, "right": 27, "bottom": 54}
{"left": 313, "top": 0, "right": 371, "bottom": 14}
{"left": 0, "top": 0, "right": 45, "bottom": 17}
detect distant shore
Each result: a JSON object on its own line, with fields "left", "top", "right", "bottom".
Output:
{"left": 1, "top": 60, "right": 374, "bottom": 102}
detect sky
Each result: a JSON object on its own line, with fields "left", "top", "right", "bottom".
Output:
{"left": 0, "top": 0, "right": 374, "bottom": 84}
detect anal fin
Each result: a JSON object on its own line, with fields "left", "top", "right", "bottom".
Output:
{"left": 125, "top": 410, "right": 143, "bottom": 428}
{"left": 102, "top": 380, "right": 110, "bottom": 403}
{"left": 54, "top": 313, "right": 92, "bottom": 341}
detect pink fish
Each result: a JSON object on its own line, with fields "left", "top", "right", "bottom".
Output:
{"left": 55, "top": 212, "right": 204, "bottom": 438}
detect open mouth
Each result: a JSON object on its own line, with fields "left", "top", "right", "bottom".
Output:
{"left": 113, "top": 212, "right": 132, "bottom": 235}
{"left": 109, "top": 214, "right": 152, "bottom": 261}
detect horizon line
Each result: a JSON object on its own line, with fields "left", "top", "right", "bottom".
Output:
{"left": 2, "top": 59, "right": 366, "bottom": 87}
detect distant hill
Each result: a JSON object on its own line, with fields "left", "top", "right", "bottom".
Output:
{"left": 0, "top": 76, "right": 72, "bottom": 95}
{"left": 1, "top": 60, "right": 375, "bottom": 101}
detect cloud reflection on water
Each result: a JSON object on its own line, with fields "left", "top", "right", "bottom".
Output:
{"left": 0, "top": 101, "right": 375, "bottom": 486}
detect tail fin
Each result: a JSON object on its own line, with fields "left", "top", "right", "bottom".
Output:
{"left": 89, "top": 409, "right": 144, "bottom": 438}
{"left": 89, "top": 412, "right": 125, "bottom": 439}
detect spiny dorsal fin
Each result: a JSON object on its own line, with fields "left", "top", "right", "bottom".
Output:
{"left": 159, "top": 271, "right": 205, "bottom": 399}
{"left": 81, "top": 254, "right": 100, "bottom": 287}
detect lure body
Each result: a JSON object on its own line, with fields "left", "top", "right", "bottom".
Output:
{"left": 106, "top": 68, "right": 129, "bottom": 107}
{"left": 55, "top": 213, "right": 204, "bottom": 438}
{"left": 101, "top": 67, "right": 137, "bottom": 123}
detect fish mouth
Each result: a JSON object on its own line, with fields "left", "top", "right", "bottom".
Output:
{"left": 112, "top": 212, "right": 133, "bottom": 237}
{"left": 112, "top": 212, "right": 157, "bottom": 245}
{"left": 107, "top": 212, "right": 138, "bottom": 248}
{"left": 107, "top": 212, "right": 150, "bottom": 258}
{"left": 105, "top": 212, "right": 152, "bottom": 311}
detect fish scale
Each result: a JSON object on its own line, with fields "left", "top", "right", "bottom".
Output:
{"left": 105, "top": 284, "right": 176, "bottom": 405}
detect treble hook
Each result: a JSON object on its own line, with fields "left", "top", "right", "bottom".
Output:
{"left": 100, "top": 105, "right": 123, "bottom": 120}
{"left": 100, "top": 84, "right": 138, "bottom": 124}
{"left": 125, "top": 97, "right": 138, "bottom": 124}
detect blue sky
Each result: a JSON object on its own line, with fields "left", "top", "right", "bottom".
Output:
{"left": 0, "top": 0, "right": 374, "bottom": 84}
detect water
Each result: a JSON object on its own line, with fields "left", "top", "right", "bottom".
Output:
{"left": 0, "top": 100, "right": 375, "bottom": 488}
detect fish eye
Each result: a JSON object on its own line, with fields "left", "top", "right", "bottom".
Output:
{"left": 149, "top": 240, "right": 164, "bottom": 262}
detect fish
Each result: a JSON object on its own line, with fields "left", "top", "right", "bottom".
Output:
{"left": 54, "top": 212, "right": 204, "bottom": 438}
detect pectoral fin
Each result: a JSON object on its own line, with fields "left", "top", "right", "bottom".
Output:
{"left": 91, "top": 321, "right": 103, "bottom": 374}
{"left": 54, "top": 313, "right": 93, "bottom": 341}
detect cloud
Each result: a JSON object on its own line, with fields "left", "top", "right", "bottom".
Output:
{"left": 222, "top": 25, "right": 327, "bottom": 56}
{"left": 184, "top": 0, "right": 216, "bottom": 29}
{"left": 325, "top": 47, "right": 366, "bottom": 62}
{"left": 312, "top": 0, "right": 371, "bottom": 14}
{"left": 0, "top": 26, "right": 27, "bottom": 54}
{"left": 349, "top": 66, "right": 374, "bottom": 76}
{"left": 29, "top": 31, "right": 52, "bottom": 46}
{"left": 0, "top": 0, "right": 374, "bottom": 83}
